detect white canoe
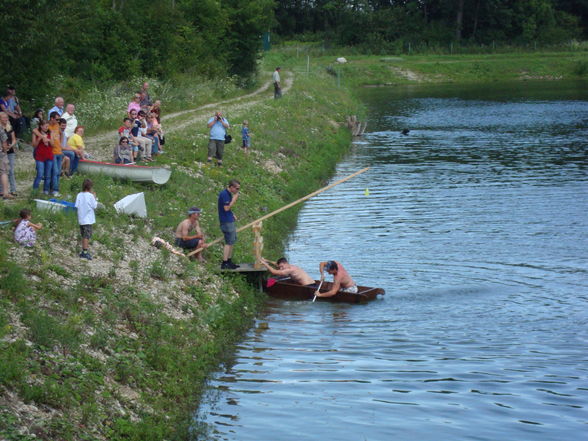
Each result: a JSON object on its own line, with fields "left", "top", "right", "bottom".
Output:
{"left": 34, "top": 198, "right": 77, "bottom": 213}
{"left": 78, "top": 160, "right": 171, "bottom": 185}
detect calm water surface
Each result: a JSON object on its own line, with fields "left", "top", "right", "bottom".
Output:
{"left": 194, "top": 81, "right": 588, "bottom": 440}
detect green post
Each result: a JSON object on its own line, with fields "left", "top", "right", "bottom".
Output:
{"left": 262, "top": 31, "right": 271, "bottom": 51}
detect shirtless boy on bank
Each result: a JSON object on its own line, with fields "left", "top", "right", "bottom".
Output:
{"left": 261, "top": 257, "right": 315, "bottom": 286}
{"left": 315, "top": 260, "right": 358, "bottom": 297}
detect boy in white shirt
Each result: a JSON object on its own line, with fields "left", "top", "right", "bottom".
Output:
{"left": 75, "top": 178, "right": 98, "bottom": 260}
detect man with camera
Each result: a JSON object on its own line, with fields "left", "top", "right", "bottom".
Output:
{"left": 207, "top": 111, "right": 230, "bottom": 167}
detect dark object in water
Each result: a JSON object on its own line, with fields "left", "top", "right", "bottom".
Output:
{"left": 265, "top": 278, "right": 385, "bottom": 304}
{"left": 401, "top": 129, "right": 410, "bottom": 135}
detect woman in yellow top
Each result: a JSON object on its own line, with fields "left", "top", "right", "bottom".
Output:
{"left": 65, "top": 126, "right": 85, "bottom": 174}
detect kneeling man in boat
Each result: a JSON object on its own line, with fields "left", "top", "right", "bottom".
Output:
{"left": 261, "top": 257, "right": 315, "bottom": 286}
{"left": 175, "top": 207, "right": 207, "bottom": 261}
{"left": 316, "top": 260, "right": 358, "bottom": 297}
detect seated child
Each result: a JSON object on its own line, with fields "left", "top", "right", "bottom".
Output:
{"left": 113, "top": 137, "right": 133, "bottom": 164}
{"left": 14, "top": 208, "right": 42, "bottom": 247}
{"left": 118, "top": 117, "right": 140, "bottom": 160}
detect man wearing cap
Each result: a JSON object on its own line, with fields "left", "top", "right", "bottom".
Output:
{"left": 175, "top": 207, "right": 207, "bottom": 261}
{"left": 218, "top": 179, "right": 240, "bottom": 269}
{"left": 315, "top": 260, "right": 358, "bottom": 297}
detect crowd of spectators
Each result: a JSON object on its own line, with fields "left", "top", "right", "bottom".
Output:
{"left": 0, "top": 82, "right": 166, "bottom": 199}
{"left": 116, "top": 82, "right": 165, "bottom": 163}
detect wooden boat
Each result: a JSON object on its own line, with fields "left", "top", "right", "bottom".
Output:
{"left": 77, "top": 160, "right": 171, "bottom": 185}
{"left": 265, "top": 278, "right": 385, "bottom": 304}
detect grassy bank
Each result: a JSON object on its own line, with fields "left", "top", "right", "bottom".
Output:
{"left": 3, "top": 45, "right": 582, "bottom": 440}
{"left": 0, "top": 55, "right": 362, "bottom": 440}
{"left": 279, "top": 48, "right": 588, "bottom": 87}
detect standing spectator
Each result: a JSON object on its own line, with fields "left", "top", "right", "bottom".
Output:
{"left": 58, "top": 118, "right": 70, "bottom": 178}
{"left": 48, "top": 96, "right": 65, "bottom": 117}
{"left": 32, "top": 120, "right": 53, "bottom": 194}
{"left": 0, "top": 87, "right": 25, "bottom": 138}
{"left": 14, "top": 209, "right": 42, "bottom": 247}
{"left": 207, "top": 111, "right": 229, "bottom": 167}
{"left": 218, "top": 179, "right": 240, "bottom": 269}
{"left": 273, "top": 67, "right": 282, "bottom": 99}
{"left": 241, "top": 120, "right": 250, "bottom": 153}
{"left": 30, "top": 109, "right": 44, "bottom": 131}
{"left": 0, "top": 112, "right": 17, "bottom": 196}
{"left": 140, "top": 82, "right": 152, "bottom": 112}
{"left": 75, "top": 178, "right": 97, "bottom": 260}
{"left": 0, "top": 125, "right": 13, "bottom": 200}
{"left": 62, "top": 104, "right": 78, "bottom": 140}
{"left": 48, "top": 115, "right": 67, "bottom": 196}
{"left": 127, "top": 92, "right": 142, "bottom": 114}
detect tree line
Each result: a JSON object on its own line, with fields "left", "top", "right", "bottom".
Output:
{"left": 1, "top": 0, "right": 274, "bottom": 101}
{"left": 274, "top": 0, "right": 587, "bottom": 49}
{"left": 2, "top": 0, "right": 587, "bottom": 103}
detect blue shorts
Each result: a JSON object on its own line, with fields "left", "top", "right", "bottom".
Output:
{"left": 175, "top": 237, "right": 201, "bottom": 250}
{"left": 220, "top": 222, "right": 237, "bottom": 245}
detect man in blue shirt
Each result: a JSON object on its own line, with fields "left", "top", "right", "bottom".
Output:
{"left": 207, "top": 111, "right": 229, "bottom": 167}
{"left": 218, "top": 179, "right": 240, "bottom": 269}
{"left": 48, "top": 96, "right": 65, "bottom": 118}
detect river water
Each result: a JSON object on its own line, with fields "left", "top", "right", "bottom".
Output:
{"left": 194, "top": 81, "right": 588, "bottom": 440}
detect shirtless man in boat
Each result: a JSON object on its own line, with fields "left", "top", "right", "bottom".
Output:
{"left": 261, "top": 257, "right": 315, "bottom": 286}
{"left": 175, "top": 207, "right": 207, "bottom": 261}
{"left": 315, "top": 260, "right": 358, "bottom": 297}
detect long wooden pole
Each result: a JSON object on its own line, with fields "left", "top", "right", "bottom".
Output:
{"left": 187, "top": 167, "right": 369, "bottom": 257}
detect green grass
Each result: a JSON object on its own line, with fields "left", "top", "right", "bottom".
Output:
{"left": 3, "top": 43, "right": 587, "bottom": 439}
{"left": 286, "top": 50, "right": 588, "bottom": 87}
{"left": 0, "top": 51, "right": 362, "bottom": 441}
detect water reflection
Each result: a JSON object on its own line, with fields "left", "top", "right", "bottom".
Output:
{"left": 194, "top": 81, "right": 588, "bottom": 441}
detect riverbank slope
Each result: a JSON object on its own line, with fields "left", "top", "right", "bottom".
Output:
{"left": 0, "top": 57, "right": 362, "bottom": 440}
{"left": 2, "top": 47, "right": 585, "bottom": 441}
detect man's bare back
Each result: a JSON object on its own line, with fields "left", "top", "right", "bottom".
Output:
{"left": 261, "top": 258, "right": 314, "bottom": 286}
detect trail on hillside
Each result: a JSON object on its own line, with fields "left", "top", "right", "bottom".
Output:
{"left": 7, "top": 73, "right": 294, "bottom": 197}
{"left": 85, "top": 73, "right": 294, "bottom": 161}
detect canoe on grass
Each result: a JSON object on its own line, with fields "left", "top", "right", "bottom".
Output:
{"left": 265, "top": 278, "right": 385, "bottom": 304}
{"left": 78, "top": 160, "right": 171, "bottom": 185}
{"left": 34, "top": 198, "right": 76, "bottom": 213}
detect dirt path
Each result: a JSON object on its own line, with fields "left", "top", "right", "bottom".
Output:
{"left": 6, "top": 72, "right": 294, "bottom": 197}
{"left": 84, "top": 72, "right": 294, "bottom": 160}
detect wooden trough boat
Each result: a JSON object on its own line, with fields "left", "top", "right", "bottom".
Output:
{"left": 78, "top": 160, "right": 171, "bottom": 185}
{"left": 265, "top": 278, "right": 385, "bottom": 304}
